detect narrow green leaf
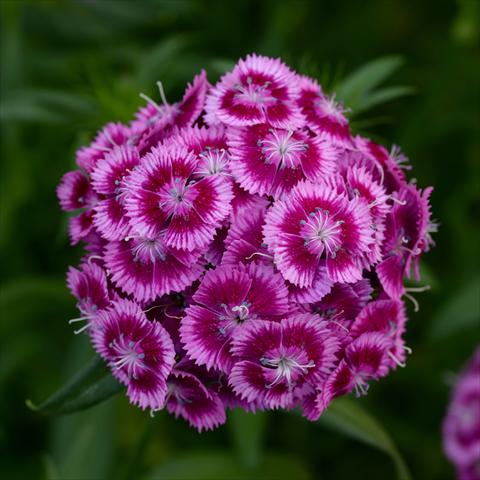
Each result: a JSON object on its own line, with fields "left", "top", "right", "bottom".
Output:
{"left": 354, "top": 86, "right": 415, "bottom": 114}
{"left": 336, "top": 56, "right": 404, "bottom": 109}
{"left": 0, "top": 89, "right": 95, "bottom": 124}
{"left": 136, "top": 36, "right": 188, "bottom": 87}
{"left": 146, "top": 451, "right": 311, "bottom": 480}
{"left": 318, "top": 397, "right": 411, "bottom": 480}
{"left": 229, "top": 409, "right": 267, "bottom": 469}
{"left": 430, "top": 278, "right": 480, "bottom": 338}
{"left": 27, "top": 357, "right": 123, "bottom": 415}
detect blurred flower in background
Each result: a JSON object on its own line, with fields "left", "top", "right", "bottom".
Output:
{"left": 443, "top": 348, "right": 480, "bottom": 480}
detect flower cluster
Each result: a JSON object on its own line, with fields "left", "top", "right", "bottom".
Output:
{"left": 58, "top": 54, "right": 436, "bottom": 431}
{"left": 443, "top": 348, "right": 480, "bottom": 480}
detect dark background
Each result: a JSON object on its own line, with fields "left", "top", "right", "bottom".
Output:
{"left": 1, "top": 1, "right": 479, "bottom": 479}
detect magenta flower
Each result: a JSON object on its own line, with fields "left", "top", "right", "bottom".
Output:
{"left": 222, "top": 205, "right": 271, "bottom": 267}
{"left": 104, "top": 233, "right": 203, "bottom": 303}
{"left": 126, "top": 143, "right": 233, "bottom": 251}
{"left": 133, "top": 70, "right": 209, "bottom": 155}
{"left": 180, "top": 262, "right": 290, "bottom": 372}
{"left": 57, "top": 53, "right": 436, "bottom": 430}
{"left": 57, "top": 170, "right": 98, "bottom": 245}
{"left": 66, "top": 262, "right": 110, "bottom": 335}
{"left": 228, "top": 123, "right": 337, "bottom": 198}
{"left": 296, "top": 76, "right": 352, "bottom": 147}
{"left": 318, "top": 332, "right": 392, "bottom": 412}
{"left": 172, "top": 125, "right": 230, "bottom": 178}
{"left": 353, "top": 136, "right": 408, "bottom": 194}
{"left": 93, "top": 299, "right": 175, "bottom": 410}
{"left": 229, "top": 314, "right": 340, "bottom": 410}
{"left": 90, "top": 145, "right": 140, "bottom": 241}
{"left": 264, "top": 179, "right": 374, "bottom": 287}
{"left": 350, "top": 299, "right": 408, "bottom": 370}
{"left": 76, "top": 122, "right": 132, "bottom": 173}
{"left": 443, "top": 348, "right": 480, "bottom": 480}
{"left": 166, "top": 370, "right": 226, "bottom": 432}
{"left": 376, "top": 184, "right": 434, "bottom": 300}
{"left": 205, "top": 54, "right": 304, "bottom": 129}
{"left": 309, "top": 279, "right": 372, "bottom": 327}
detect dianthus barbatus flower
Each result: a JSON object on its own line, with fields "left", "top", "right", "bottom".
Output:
{"left": 57, "top": 53, "right": 436, "bottom": 431}
{"left": 264, "top": 179, "right": 374, "bottom": 287}
{"left": 104, "top": 232, "right": 203, "bottom": 303}
{"left": 222, "top": 205, "right": 271, "bottom": 267}
{"left": 376, "top": 184, "right": 434, "bottom": 300}
{"left": 180, "top": 262, "right": 290, "bottom": 372}
{"left": 205, "top": 54, "right": 304, "bottom": 129}
{"left": 228, "top": 123, "right": 337, "bottom": 199}
{"left": 309, "top": 279, "right": 372, "bottom": 327}
{"left": 229, "top": 314, "right": 341, "bottom": 410}
{"left": 443, "top": 348, "right": 480, "bottom": 480}
{"left": 133, "top": 70, "right": 209, "bottom": 155}
{"left": 93, "top": 299, "right": 175, "bottom": 410}
{"left": 171, "top": 125, "right": 230, "bottom": 178}
{"left": 126, "top": 143, "right": 233, "bottom": 251}
{"left": 166, "top": 370, "right": 226, "bottom": 432}
{"left": 296, "top": 76, "right": 352, "bottom": 147}
{"left": 57, "top": 170, "right": 98, "bottom": 244}
{"left": 317, "top": 331, "right": 392, "bottom": 412}
{"left": 76, "top": 122, "right": 132, "bottom": 173}
{"left": 66, "top": 262, "right": 111, "bottom": 334}
{"left": 90, "top": 145, "right": 140, "bottom": 241}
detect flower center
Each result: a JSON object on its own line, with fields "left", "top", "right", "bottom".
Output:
{"left": 110, "top": 333, "right": 146, "bottom": 379}
{"left": 260, "top": 129, "right": 308, "bottom": 169}
{"left": 316, "top": 94, "right": 347, "bottom": 120}
{"left": 217, "top": 302, "right": 252, "bottom": 336}
{"left": 261, "top": 352, "right": 315, "bottom": 390}
{"left": 234, "top": 76, "right": 274, "bottom": 105}
{"left": 197, "top": 148, "right": 229, "bottom": 176}
{"left": 131, "top": 237, "right": 167, "bottom": 263}
{"left": 167, "top": 382, "right": 193, "bottom": 406}
{"left": 158, "top": 178, "right": 195, "bottom": 217}
{"left": 300, "top": 209, "right": 343, "bottom": 258}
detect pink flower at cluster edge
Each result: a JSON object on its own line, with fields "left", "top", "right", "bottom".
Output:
{"left": 57, "top": 54, "right": 437, "bottom": 432}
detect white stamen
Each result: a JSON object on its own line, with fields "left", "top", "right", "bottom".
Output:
{"left": 139, "top": 92, "right": 163, "bottom": 114}
{"left": 244, "top": 251, "right": 274, "bottom": 261}
{"left": 156, "top": 81, "right": 169, "bottom": 106}
{"left": 388, "top": 351, "right": 406, "bottom": 368}
{"left": 87, "top": 255, "right": 103, "bottom": 265}
{"left": 404, "top": 292, "right": 420, "bottom": 312}
{"left": 405, "top": 285, "right": 431, "bottom": 293}
{"left": 68, "top": 316, "right": 90, "bottom": 324}
{"left": 73, "top": 324, "right": 90, "bottom": 335}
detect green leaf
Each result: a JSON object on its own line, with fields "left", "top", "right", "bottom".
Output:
{"left": 229, "top": 409, "right": 267, "bottom": 469}
{"left": 136, "top": 35, "right": 188, "bottom": 87}
{"left": 27, "top": 357, "right": 124, "bottom": 415}
{"left": 336, "top": 56, "right": 404, "bottom": 110}
{"left": 0, "top": 89, "right": 95, "bottom": 124}
{"left": 50, "top": 402, "right": 115, "bottom": 480}
{"left": 318, "top": 397, "right": 411, "bottom": 480}
{"left": 145, "top": 451, "right": 311, "bottom": 480}
{"left": 354, "top": 86, "right": 415, "bottom": 114}
{"left": 429, "top": 278, "right": 480, "bottom": 338}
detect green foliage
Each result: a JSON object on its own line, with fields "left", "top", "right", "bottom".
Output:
{"left": 27, "top": 357, "right": 123, "bottom": 416}
{"left": 229, "top": 409, "right": 267, "bottom": 469}
{"left": 429, "top": 278, "right": 480, "bottom": 338}
{"left": 146, "top": 451, "right": 312, "bottom": 480}
{"left": 336, "top": 56, "right": 412, "bottom": 113}
{"left": 319, "top": 398, "right": 410, "bottom": 480}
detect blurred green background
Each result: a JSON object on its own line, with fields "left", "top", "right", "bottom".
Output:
{"left": 0, "top": 0, "right": 479, "bottom": 479}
